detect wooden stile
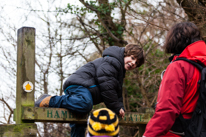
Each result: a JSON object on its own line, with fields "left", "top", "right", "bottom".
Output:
{"left": 0, "top": 27, "right": 154, "bottom": 137}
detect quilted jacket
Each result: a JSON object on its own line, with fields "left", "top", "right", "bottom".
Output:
{"left": 63, "top": 46, "right": 126, "bottom": 114}
{"left": 143, "top": 41, "right": 206, "bottom": 137}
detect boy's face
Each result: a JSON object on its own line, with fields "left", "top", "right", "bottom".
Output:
{"left": 124, "top": 55, "right": 138, "bottom": 70}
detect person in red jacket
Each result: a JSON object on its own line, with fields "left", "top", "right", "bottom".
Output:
{"left": 143, "top": 22, "right": 206, "bottom": 137}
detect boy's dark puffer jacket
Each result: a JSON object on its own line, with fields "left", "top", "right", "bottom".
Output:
{"left": 63, "top": 46, "right": 126, "bottom": 114}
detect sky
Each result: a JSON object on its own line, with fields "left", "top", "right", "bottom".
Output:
{"left": 0, "top": 0, "right": 81, "bottom": 29}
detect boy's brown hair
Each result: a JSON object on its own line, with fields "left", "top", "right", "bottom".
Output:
{"left": 124, "top": 43, "right": 145, "bottom": 67}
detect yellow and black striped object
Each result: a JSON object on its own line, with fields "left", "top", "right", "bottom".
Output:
{"left": 88, "top": 108, "right": 119, "bottom": 137}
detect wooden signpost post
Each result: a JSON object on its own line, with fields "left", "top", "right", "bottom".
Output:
{"left": 0, "top": 27, "right": 154, "bottom": 137}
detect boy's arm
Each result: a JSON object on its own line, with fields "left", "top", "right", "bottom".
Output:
{"left": 118, "top": 97, "right": 125, "bottom": 111}
{"left": 96, "top": 60, "right": 124, "bottom": 114}
{"left": 100, "top": 82, "right": 124, "bottom": 114}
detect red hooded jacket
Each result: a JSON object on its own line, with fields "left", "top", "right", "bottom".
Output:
{"left": 143, "top": 41, "right": 206, "bottom": 137}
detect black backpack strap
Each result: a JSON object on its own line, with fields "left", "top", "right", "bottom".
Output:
{"left": 171, "top": 58, "right": 204, "bottom": 135}
{"left": 175, "top": 58, "right": 204, "bottom": 71}
{"left": 175, "top": 58, "right": 206, "bottom": 84}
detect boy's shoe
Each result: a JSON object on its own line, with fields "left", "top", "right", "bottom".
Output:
{"left": 35, "top": 94, "right": 52, "bottom": 107}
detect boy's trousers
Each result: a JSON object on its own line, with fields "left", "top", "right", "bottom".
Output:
{"left": 49, "top": 85, "right": 93, "bottom": 137}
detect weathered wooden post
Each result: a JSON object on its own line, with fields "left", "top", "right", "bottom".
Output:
{"left": 16, "top": 26, "right": 37, "bottom": 134}
{"left": 16, "top": 27, "right": 36, "bottom": 124}
{"left": 15, "top": 26, "right": 37, "bottom": 135}
{"left": 137, "top": 107, "right": 154, "bottom": 137}
{"left": 0, "top": 27, "right": 37, "bottom": 137}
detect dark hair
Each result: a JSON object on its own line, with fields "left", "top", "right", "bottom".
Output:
{"left": 164, "top": 22, "right": 202, "bottom": 54}
{"left": 124, "top": 43, "right": 145, "bottom": 67}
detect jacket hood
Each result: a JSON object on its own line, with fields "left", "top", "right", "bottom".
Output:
{"left": 173, "top": 40, "right": 206, "bottom": 66}
{"left": 102, "top": 46, "right": 125, "bottom": 67}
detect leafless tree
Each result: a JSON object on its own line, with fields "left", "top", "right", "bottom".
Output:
{"left": 0, "top": 0, "right": 205, "bottom": 136}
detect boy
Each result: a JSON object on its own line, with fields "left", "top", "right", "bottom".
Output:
{"left": 35, "top": 44, "right": 144, "bottom": 137}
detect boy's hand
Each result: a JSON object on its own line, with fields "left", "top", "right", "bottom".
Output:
{"left": 119, "top": 108, "right": 125, "bottom": 118}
